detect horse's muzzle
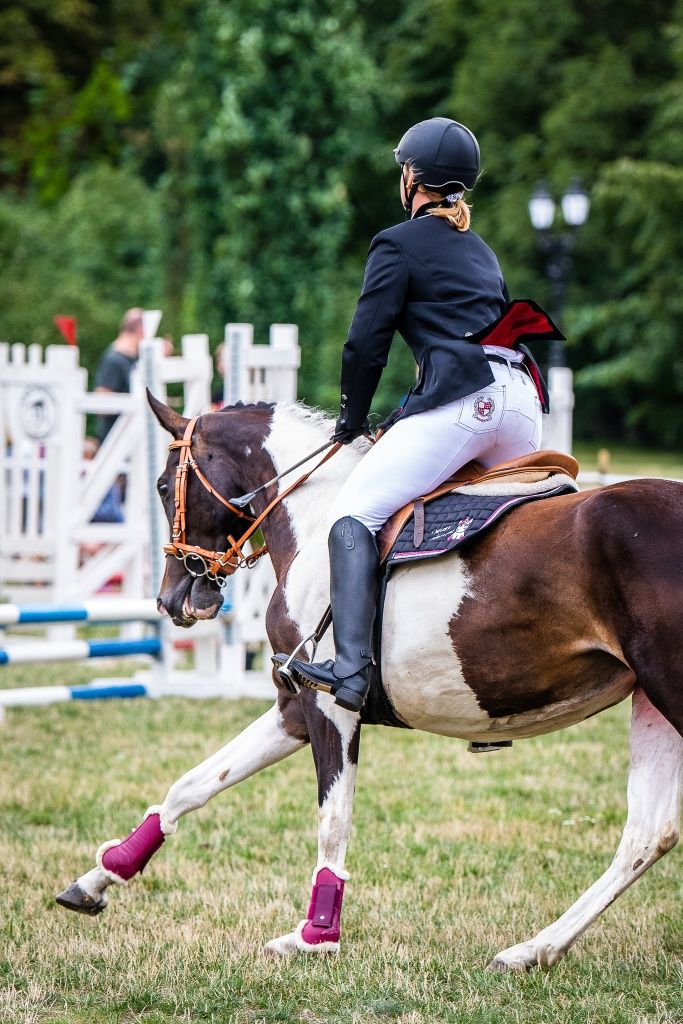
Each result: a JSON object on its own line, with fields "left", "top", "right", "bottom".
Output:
{"left": 157, "top": 566, "right": 222, "bottom": 627}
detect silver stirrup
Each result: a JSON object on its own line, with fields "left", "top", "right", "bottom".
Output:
{"left": 274, "top": 631, "right": 322, "bottom": 694}
{"left": 467, "top": 740, "right": 513, "bottom": 753}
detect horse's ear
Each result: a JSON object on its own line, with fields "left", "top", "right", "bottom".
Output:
{"left": 146, "top": 389, "right": 188, "bottom": 438}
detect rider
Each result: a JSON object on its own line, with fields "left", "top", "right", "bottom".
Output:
{"left": 278, "top": 117, "right": 550, "bottom": 713}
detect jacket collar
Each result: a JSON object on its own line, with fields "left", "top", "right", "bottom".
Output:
{"left": 412, "top": 201, "right": 447, "bottom": 219}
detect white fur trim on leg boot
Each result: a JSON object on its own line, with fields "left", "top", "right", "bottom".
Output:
{"left": 263, "top": 921, "right": 341, "bottom": 957}
{"left": 311, "top": 862, "right": 349, "bottom": 884}
{"left": 95, "top": 839, "right": 129, "bottom": 886}
{"left": 294, "top": 919, "right": 341, "bottom": 954}
{"left": 95, "top": 806, "right": 174, "bottom": 885}
{"left": 144, "top": 804, "right": 178, "bottom": 835}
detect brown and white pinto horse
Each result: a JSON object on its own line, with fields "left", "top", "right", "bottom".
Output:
{"left": 57, "top": 398, "right": 683, "bottom": 971}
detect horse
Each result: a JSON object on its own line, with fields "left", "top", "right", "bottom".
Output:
{"left": 57, "top": 396, "right": 683, "bottom": 971}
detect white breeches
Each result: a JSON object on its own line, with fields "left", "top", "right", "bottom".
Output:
{"left": 328, "top": 360, "right": 543, "bottom": 534}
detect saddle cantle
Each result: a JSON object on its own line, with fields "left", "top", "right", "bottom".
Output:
{"left": 378, "top": 449, "right": 578, "bottom": 564}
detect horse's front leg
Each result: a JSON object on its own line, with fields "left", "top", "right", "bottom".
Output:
{"left": 57, "top": 701, "right": 307, "bottom": 915}
{"left": 489, "top": 688, "right": 683, "bottom": 971}
{"left": 265, "top": 692, "right": 361, "bottom": 956}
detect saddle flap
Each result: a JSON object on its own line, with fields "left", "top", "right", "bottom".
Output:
{"left": 378, "top": 449, "right": 578, "bottom": 563}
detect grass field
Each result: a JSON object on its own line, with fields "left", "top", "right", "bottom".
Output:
{"left": 0, "top": 659, "right": 681, "bottom": 1024}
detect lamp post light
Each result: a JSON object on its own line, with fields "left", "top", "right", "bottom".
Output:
{"left": 528, "top": 178, "right": 590, "bottom": 453}
{"left": 528, "top": 178, "right": 590, "bottom": 363}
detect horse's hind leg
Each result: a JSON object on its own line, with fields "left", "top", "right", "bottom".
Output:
{"left": 56, "top": 702, "right": 306, "bottom": 915}
{"left": 490, "top": 688, "right": 682, "bottom": 972}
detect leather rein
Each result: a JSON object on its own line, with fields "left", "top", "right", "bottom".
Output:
{"left": 163, "top": 416, "right": 342, "bottom": 587}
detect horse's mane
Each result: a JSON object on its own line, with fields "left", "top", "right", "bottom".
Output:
{"left": 276, "top": 402, "right": 335, "bottom": 431}
{"left": 218, "top": 400, "right": 335, "bottom": 432}
{"left": 217, "top": 401, "right": 274, "bottom": 413}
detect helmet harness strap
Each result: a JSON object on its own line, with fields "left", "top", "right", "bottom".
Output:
{"left": 401, "top": 165, "right": 421, "bottom": 219}
{"left": 402, "top": 165, "right": 464, "bottom": 219}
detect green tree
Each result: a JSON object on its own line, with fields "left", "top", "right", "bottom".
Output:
{"left": 152, "top": 0, "right": 382, "bottom": 406}
{"left": 0, "top": 165, "right": 162, "bottom": 374}
{"left": 3, "top": 0, "right": 683, "bottom": 443}
{"left": 436, "top": 0, "right": 682, "bottom": 441}
{"left": 0, "top": 0, "right": 194, "bottom": 201}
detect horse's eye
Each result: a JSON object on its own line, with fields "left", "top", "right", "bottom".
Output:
{"left": 158, "top": 481, "right": 168, "bottom": 496}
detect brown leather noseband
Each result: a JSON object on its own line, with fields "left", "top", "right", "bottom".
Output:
{"left": 163, "top": 416, "right": 341, "bottom": 586}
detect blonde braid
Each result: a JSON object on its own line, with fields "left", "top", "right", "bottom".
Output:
{"left": 421, "top": 186, "right": 472, "bottom": 231}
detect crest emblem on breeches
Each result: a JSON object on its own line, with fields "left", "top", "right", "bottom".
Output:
{"left": 473, "top": 394, "right": 495, "bottom": 422}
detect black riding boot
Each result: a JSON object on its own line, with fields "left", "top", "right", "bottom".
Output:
{"left": 276, "top": 517, "right": 379, "bottom": 712}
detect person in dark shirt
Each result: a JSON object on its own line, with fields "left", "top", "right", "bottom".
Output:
{"left": 211, "top": 343, "right": 226, "bottom": 409}
{"left": 277, "top": 118, "right": 552, "bottom": 713}
{"left": 94, "top": 308, "right": 144, "bottom": 441}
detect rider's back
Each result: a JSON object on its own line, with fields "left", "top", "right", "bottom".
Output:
{"left": 376, "top": 214, "right": 507, "bottom": 342}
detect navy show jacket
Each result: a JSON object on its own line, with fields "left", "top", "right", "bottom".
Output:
{"left": 338, "top": 208, "right": 509, "bottom": 431}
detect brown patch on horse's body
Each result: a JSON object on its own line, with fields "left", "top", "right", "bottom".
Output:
{"left": 454, "top": 482, "right": 683, "bottom": 735}
{"left": 587, "top": 480, "right": 683, "bottom": 735}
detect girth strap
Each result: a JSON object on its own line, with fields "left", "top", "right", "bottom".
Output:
{"left": 413, "top": 498, "right": 425, "bottom": 548}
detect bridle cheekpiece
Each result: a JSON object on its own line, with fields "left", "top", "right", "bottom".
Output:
{"left": 163, "top": 416, "right": 341, "bottom": 587}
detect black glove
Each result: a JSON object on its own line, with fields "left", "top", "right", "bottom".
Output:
{"left": 376, "top": 407, "right": 404, "bottom": 434}
{"left": 333, "top": 417, "right": 369, "bottom": 445}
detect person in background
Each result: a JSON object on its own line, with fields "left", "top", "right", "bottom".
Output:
{"left": 94, "top": 308, "right": 144, "bottom": 441}
{"left": 78, "top": 438, "right": 124, "bottom": 566}
{"left": 211, "top": 343, "right": 226, "bottom": 409}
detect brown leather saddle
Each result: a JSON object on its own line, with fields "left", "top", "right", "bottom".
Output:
{"left": 377, "top": 449, "right": 578, "bottom": 563}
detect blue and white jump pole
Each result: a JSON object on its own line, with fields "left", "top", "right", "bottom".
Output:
{"left": 0, "top": 636, "right": 161, "bottom": 666}
{"left": 0, "top": 598, "right": 160, "bottom": 627}
{"left": 0, "top": 594, "right": 237, "bottom": 710}
{"left": 0, "top": 598, "right": 164, "bottom": 708}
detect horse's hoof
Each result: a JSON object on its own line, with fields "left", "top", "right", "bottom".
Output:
{"left": 55, "top": 881, "right": 108, "bottom": 916}
{"left": 487, "top": 955, "right": 531, "bottom": 973}
{"left": 488, "top": 939, "right": 562, "bottom": 972}
{"left": 263, "top": 930, "right": 299, "bottom": 956}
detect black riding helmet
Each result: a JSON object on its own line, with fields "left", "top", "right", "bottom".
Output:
{"left": 394, "top": 117, "right": 480, "bottom": 216}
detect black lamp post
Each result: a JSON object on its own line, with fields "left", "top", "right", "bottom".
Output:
{"left": 528, "top": 178, "right": 590, "bottom": 367}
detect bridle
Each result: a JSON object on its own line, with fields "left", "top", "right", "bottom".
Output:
{"left": 163, "top": 416, "right": 342, "bottom": 587}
